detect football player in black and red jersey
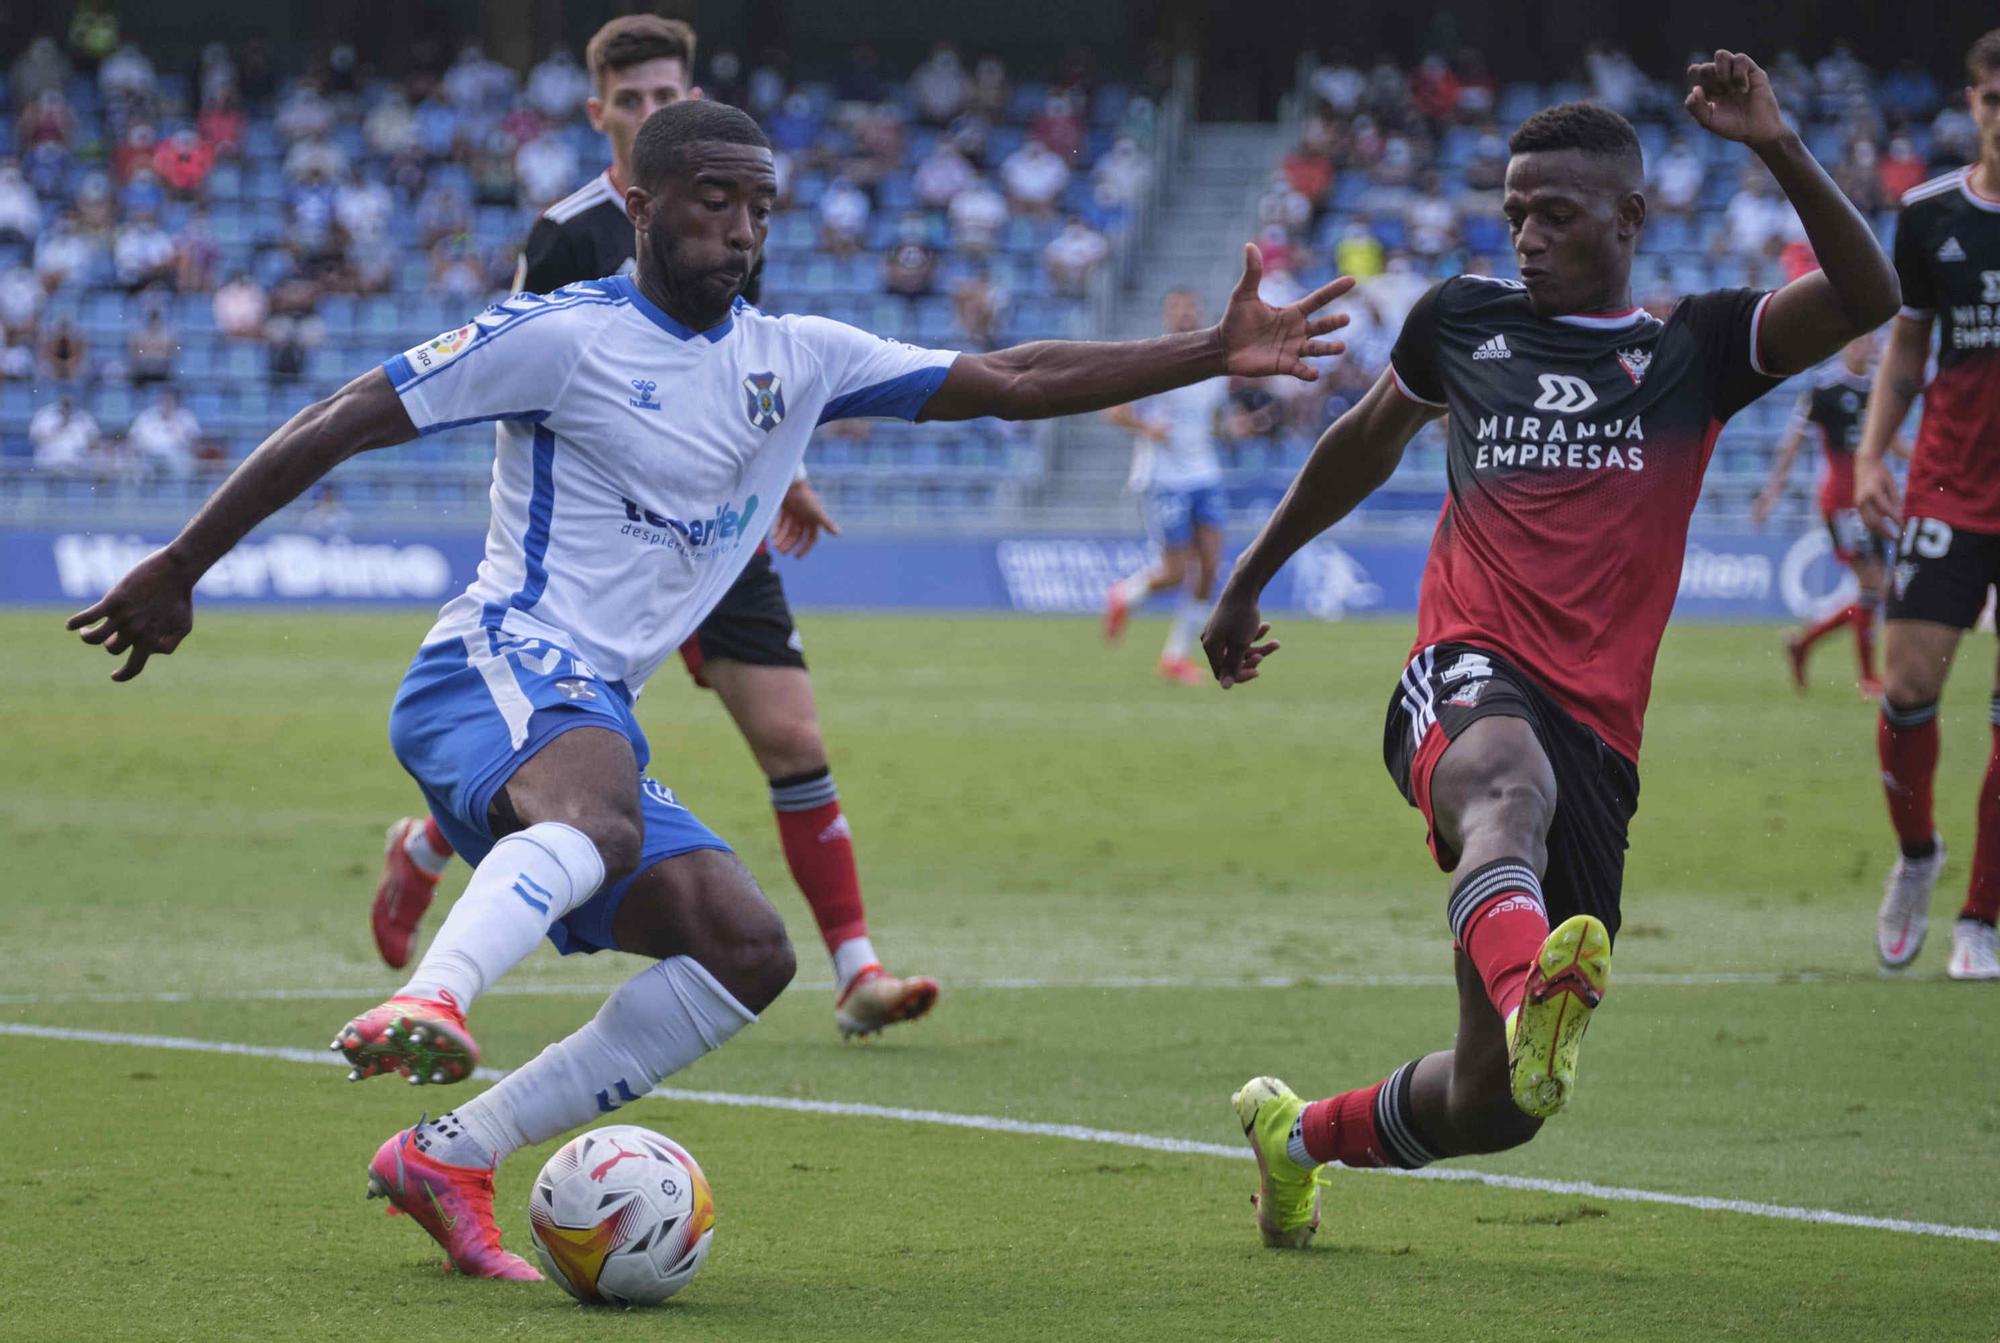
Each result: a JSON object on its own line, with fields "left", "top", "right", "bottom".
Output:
{"left": 1205, "top": 53, "right": 1899, "bottom": 1247}
{"left": 1855, "top": 29, "right": 2000, "bottom": 982}
{"left": 1752, "top": 333, "right": 1905, "bottom": 698}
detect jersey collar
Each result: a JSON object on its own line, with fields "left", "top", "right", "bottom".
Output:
{"left": 1959, "top": 165, "right": 2000, "bottom": 213}
{"left": 1549, "top": 306, "right": 1653, "bottom": 330}
{"left": 614, "top": 274, "right": 735, "bottom": 343}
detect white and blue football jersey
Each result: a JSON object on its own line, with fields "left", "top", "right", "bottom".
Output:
{"left": 385, "top": 275, "right": 957, "bottom": 690}
{"left": 1127, "top": 379, "right": 1226, "bottom": 492}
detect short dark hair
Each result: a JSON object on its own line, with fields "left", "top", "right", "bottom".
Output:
{"left": 631, "top": 100, "right": 769, "bottom": 188}
{"left": 586, "top": 14, "right": 696, "bottom": 93}
{"left": 1969, "top": 28, "right": 2000, "bottom": 83}
{"left": 1508, "top": 101, "right": 1642, "bottom": 170}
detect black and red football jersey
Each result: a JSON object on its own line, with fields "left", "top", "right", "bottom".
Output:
{"left": 1791, "top": 364, "right": 1871, "bottom": 514}
{"left": 1893, "top": 167, "right": 2000, "bottom": 532}
{"left": 1389, "top": 275, "right": 1786, "bottom": 761}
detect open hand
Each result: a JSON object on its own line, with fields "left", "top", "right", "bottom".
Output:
{"left": 1217, "top": 245, "right": 1354, "bottom": 382}
{"left": 65, "top": 547, "right": 196, "bottom": 682}
{"left": 771, "top": 477, "right": 841, "bottom": 558}
{"left": 1201, "top": 591, "right": 1281, "bottom": 688}
{"left": 1684, "top": 51, "right": 1788, "bottom": 149}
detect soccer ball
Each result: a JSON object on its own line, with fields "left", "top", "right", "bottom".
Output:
{"left": 528, "top": 1124, "right": 715, "bottom": 1306}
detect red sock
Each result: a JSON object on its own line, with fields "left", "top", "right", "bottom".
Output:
{"left": 1853, "top": 603, "right": 1878, "bottom": 682}
{"left": 1448, "top": 860, "right": 1549, "bottom": 1022}
{"left": 1298, "top": 1084, "right": 1389, "bottom": 1167}
{"left": 1878, "top": 703, "right": 1940, "bottom": 852}
{"left": 423, "top": 815, "right": 453, "bottom": 858}
{"left": 1298, "top": 1060, "right": 1435, "bottom": 1169}
{"left": 1800, "top": 601, "right": 1860, "bottom": 653}
{"left": 1963, "top": 718, "right": 2000, "bottom": 926}
{"left": 770, "top": 769, "right": 867, "bottom": 954}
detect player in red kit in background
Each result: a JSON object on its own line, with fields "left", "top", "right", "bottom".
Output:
{"left": 1855, "top": 29, "right": 2000, "bottom": 982}
{"left": 1203, "top": 53, "right": 1899, "bottom": 1247}
{"left": 1752, "top": 333, "right": 1906, "bottom": 698}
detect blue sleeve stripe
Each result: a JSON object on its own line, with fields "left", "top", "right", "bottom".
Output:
{"left": 383, "top": 354, "right": 415, "bottom": 389}
{"left": 818, "top": 362, "right": 953, "bottom": 425}
{"left": 417, "top": 410, "right": 550, "bottom": 437}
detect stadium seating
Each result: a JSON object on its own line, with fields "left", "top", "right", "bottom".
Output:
{"left": 0, "top": 41, "right": 1968, "bottom": 529}
{"left": 0, "top": 46, "right": 1142, "bottom": 517}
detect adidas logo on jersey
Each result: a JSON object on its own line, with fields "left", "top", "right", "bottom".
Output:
{"left": 1472, "top": 334, "right": 1512, "bottom": 360}
{"left": 1937, "top": 236, "right": 1967, "bottom": 262}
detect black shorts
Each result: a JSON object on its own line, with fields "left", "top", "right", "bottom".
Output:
{"left": 678, "top": 548, "right": 806, "bottom": 688}
{"left": 1382, "top": 643, "right": 1640, "bottom": 940}
{"left": 1824, "top": 507, "right": 1891, "bottom": 566}
{"left": 1886, "top": 517, "right": 2000, "bottom": 629}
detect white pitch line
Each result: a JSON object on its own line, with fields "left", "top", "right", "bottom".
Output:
{"left": 0, "top": 968, "right": 1836, "bottom": 1007}
{"left": 2, "top": 1020, "right": 1992, "bottom": 1246}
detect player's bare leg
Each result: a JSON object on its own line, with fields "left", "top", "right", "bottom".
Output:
{"left": 1159, "top": 525, "right": 1222, "bottom": 685}
{"left": 1104, "top": 546, "right": 1186, "bottom": 642}
{"left": 371, "top": 847, "right": 794, "bottom": 1277}
{"left": 1876, "top": 619, "right": 1960, "bottom": 967}
{"left": 702, "top": 657, "right": 939, "bottom": 1035}
{"left": 336, "top": 727, "right": 644, "bottom": 1084}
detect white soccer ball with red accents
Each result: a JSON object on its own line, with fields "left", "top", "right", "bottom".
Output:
{"left": 528, "top": 1124, "right": 715, "bottom": 1306}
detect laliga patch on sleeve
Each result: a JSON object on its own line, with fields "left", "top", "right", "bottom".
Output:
{"left": 404, "top": 323, "right": 478, "bottom": 374}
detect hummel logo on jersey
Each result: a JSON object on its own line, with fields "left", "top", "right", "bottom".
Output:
{"left": 1532, "top": 374, "right": 1597, "bottom": 413}
{"left": 1472, "top": 334, "right": 1511, "bottom": 360}
{"left": 629, "top": 378, "right": 662, "bottom": 411}
{"left": 1937, "top": 236, "right": 1967, "bottom": 263}
{"left": 1616, "top": 348, "right": 1652, "bottom": 384}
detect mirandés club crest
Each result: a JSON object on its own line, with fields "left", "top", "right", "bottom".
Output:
{"left": 743, "top": 372, "right": 786, "bottom": 431}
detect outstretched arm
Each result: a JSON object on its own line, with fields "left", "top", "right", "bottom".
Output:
{"left": 1682, "top": 50, "right": 1899, "bottom": 374}
{"left": 1752, "top": 398, "right": 1809, "bottom": 528}
{"left": 922, "top": 246, "right": 1352, "bottom": 422}
{"left": 1202, "top": 369, "right": 1441, "bottom": 686}
{"left": 1854, "top": 314, "right": 1931, "bottom": 536}
{"left": 67, "top": 368, "right": 418, "bottom": 680}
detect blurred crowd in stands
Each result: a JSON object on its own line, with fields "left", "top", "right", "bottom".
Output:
{"left": 0, "top": 15, "right": 1974, "bottom": 523}
{"left": 2, "top": 15, "right": 1158, "bottom": 501}
{"left": 1205, "top": 43, "right": 1972, "bottom": 515}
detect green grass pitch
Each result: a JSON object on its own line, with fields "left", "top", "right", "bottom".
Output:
{"left": 4, "top": 608, "right": 1997, "bottom": 1340}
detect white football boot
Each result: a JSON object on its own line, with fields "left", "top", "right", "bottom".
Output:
{"left": 1877, "top": 837, "right": 1945, "bottom": 969}
{"left": 1947, "top": 919, "right": 2000, "bottom": 981}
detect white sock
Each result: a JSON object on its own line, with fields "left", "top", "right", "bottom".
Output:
{"left": 1114, "top": 570, "right": 1157, "bottom": 607}
{"left": 1163, "top": 596, "right": 1206, "bottom": 660}
{"left": 450, "top": 956, "right": 756, "bottom": 1162}
{"left": 831, "top": 936, "right": 879, "bottom": 994}
{"left": 397, "top": 822, "right": 605, "bottom": 1009}
{"left": 403, "top": 818, "right": 453, "bottom": 878}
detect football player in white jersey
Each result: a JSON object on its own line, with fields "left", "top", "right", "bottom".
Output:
{"left": 373, "top": 15, "right": 941, "bottom": 1042}
{"left": 68, "top": 100, "right": 1353, "bottom": 1279}
{"left": 1102, "top": 288, "right": 1231, "bottom": 683}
